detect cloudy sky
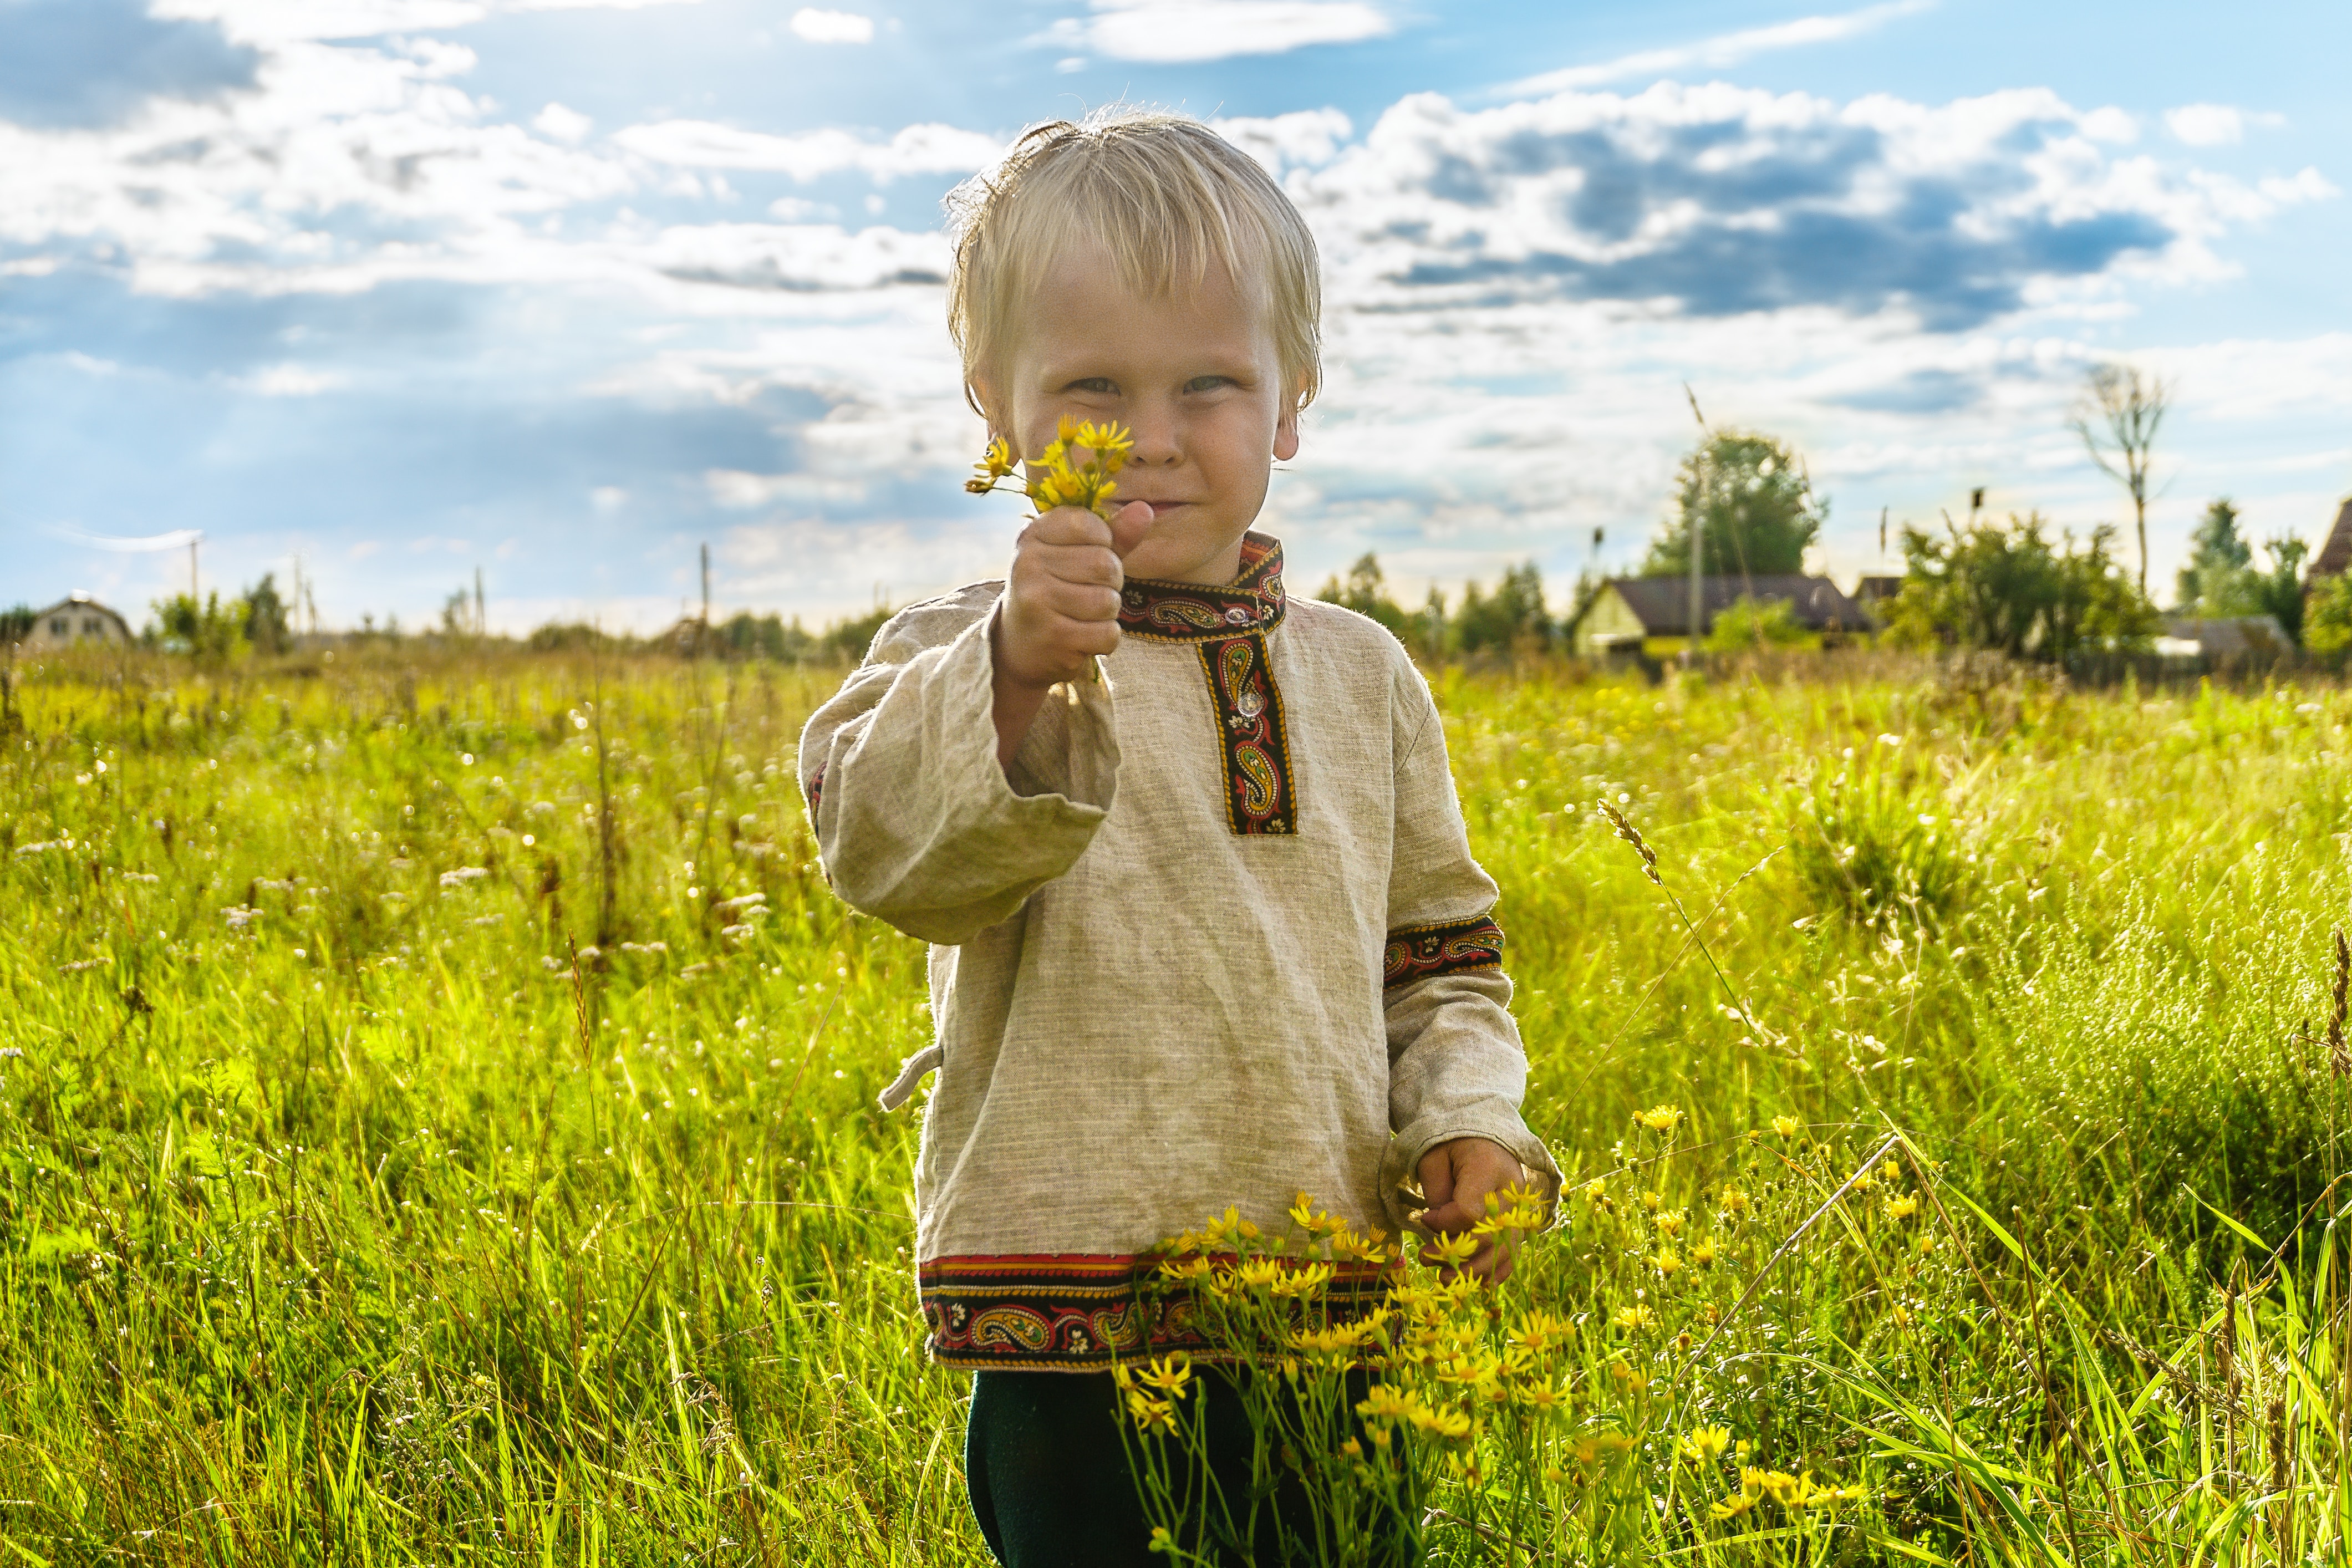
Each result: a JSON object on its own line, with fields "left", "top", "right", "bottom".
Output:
{"left": 3, "top": 0, "right": 2346, "bottom": 633}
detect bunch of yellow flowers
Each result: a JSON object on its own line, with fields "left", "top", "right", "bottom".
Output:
{"left": 966, "top": 417, "right": 1136, "bottom": 520}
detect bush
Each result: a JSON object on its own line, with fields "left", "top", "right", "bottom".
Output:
{"left": 1882, "top": 512, "right": 2160, "bottom": 659}
{"left": 1702, "top": 595, "right": 1810, "bottom": 653}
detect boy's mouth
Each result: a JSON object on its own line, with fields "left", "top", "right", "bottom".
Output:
{"left": 1136, "top": 500, "right": 1190, "bottom": 520}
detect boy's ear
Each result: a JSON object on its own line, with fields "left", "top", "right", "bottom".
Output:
{"left": 1273, "top": 403, "right": 1301, "bottom": 462}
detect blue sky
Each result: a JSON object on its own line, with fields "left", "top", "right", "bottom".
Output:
{"left": 3, "top": 0, "right": 2346, "bottom": 633}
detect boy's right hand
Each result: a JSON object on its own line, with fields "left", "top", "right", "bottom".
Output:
{"left": 995, "top": 500, "right": 1154, "bottom": 689}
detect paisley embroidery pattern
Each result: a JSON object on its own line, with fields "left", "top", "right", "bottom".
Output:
{"left": 919, "top": 1251, "right": 1392, "bottom": 1370}
{"left": 1196, "top": 633, "right": 1295, "bottom": 833}
{"left": 803, "top": 763, "right": 825, "bottom": 820}
{"left": 1383, "top": 914, "right": 1506, "bottom": 989}
{"left": 1120, "top": 534, "right": 1296, "bottom": 836}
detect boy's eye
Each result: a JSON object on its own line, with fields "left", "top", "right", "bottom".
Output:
{"left": 1067, "top": 377, "right": 1118, "bottom": 395}
{"left": 1184, "top": 375, "right": 1235, "bottom": 394}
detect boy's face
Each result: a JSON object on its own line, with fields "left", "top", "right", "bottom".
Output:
{"left": 986, "top": 245, "right": 1300, "bottom": 586}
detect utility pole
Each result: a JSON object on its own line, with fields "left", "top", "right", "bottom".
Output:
{"left": 475, "top": 566, "right": 486, "bottom": 638}
{"left": 190, "top": 536, "right": 201, "bottom": 607}
{"left": 1683, "top": 385, "right": 1708, "bottom": 667}
{"left": 700, "top": 542, "right": 711, "bottom": 630}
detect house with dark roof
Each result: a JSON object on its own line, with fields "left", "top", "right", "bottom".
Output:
{"left": 21, "top": 594, "right": 133, "bottom": 650}
{"left": 2312, "top": 497, "right": 2352, "bottom": 579}
{"left": 1569, "top": 575, "right": 1875, "bottom": 656}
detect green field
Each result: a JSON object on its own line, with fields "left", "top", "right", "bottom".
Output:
{"left": 5, "top": 646, "right": 2352, "bottom": 1565}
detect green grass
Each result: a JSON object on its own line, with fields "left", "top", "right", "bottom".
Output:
{"left": 3, "top": 645, "right": 2351, "bottom": 1564}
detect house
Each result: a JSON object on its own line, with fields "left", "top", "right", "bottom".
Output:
{"left": 1853, "top": 575, "right": 1903, "bottom": 611}
{"left": 1569, "top": 574, "right": 1875, "bottom": 656}
{"left": 2312, "top": 497, "right": 2352, "bottom": 579}
{"left": 2157, "top": 615, "right": 2293, "bottom": 661}
{"left": 20, "top": 594, "right": 132, "bottom": 650}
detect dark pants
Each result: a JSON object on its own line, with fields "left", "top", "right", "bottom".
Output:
{"left": 964, "top": 1368, "right": 1414, "bottom": 1567}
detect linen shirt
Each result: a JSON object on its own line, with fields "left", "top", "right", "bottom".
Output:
{"left": 799, "top": 533, "right": 1560, "bottom": 1370}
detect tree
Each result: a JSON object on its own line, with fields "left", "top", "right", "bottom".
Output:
{"left": 242, "top": 574, "right": 291, "bottom": 654}
{"left": 2175, "top": 498, "right": 2252, "bottom": 613}
{"left": 1881, "top": 512, "right": 2161, "bottom": 661}
{"left": 1315, "top": 553, "right": 1411, "bottom": 637}
{"left": 0, "top": 605, "right": 32, "bottom": 645}
{"left": 149, "top": 592, "right": 243, "bottom": 659}
{"left": 1703, "top": 595, "right": 1811, "bottom": 653}
{"left": 2305, "top": 572, "right": 2352, "bottom": 664}
{"left": 2071, "top": 362, "right": 2169, "bottom": 595}
{"left": 2249, "top": 538, "right": 2310, "bottom": 644}
{"left": 1452, "top": 562, "right": 1549, "bottom": 654}
{"left": 1641, "top": 431, "right": 1824, "bottom": 580}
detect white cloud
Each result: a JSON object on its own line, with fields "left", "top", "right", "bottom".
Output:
{"left": 789, "top": 7, "right": 874, "bottom": 44}
{"left": 1051, "top": 1, "right": 1392, "bottom": 64}
{"left": 231, "top": 364, "right": 345, "bottom": 395}
{"left": 2164, "top": 103, "right": 2284, "bottom": 147}
{"left": 1210, "top": 108, "right": 1352, "bottom": 176}
{"left": 533, "top": 101, "right": 593, "bottom": 142}
{"left": 1498, "top": 0, "right": 1933, "bottom": 97}
{"left": 612, "top": 120, "right": 999, "bottom": 181}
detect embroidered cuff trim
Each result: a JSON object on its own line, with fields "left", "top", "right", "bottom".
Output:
{"left": 1383, "top": 914, "right": 1505, "bottom": 989}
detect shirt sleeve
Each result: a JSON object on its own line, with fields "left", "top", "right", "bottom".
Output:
{"left": 797, "top": 586, "right": 1121, "bottom": 947}
{"left": 1378, "top": 655, "right": 1562, "bottom": 1232}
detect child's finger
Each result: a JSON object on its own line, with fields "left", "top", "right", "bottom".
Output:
{"left": 1106, "top": 499, "right": 1154, "bottom": 559}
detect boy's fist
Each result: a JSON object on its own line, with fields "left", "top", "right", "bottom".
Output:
{"left": 1416, "top": 1137, "right": 1531, "bottom": 1284}
{"left": 995, "top": 500, "right": 1154, "bottom": 689}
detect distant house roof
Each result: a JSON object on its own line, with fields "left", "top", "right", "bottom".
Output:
{"left": 1853, "top": 575, "right": 1902, "bottom": 604}
{"left": 1592, "top": 575, "right": 1875, "bottom": 639}
{"left": 2161, "top": 615, "right": 2293, "bottom": 659}
{"left": 2313, "top": 497, "right": 2352, "bottom": 578}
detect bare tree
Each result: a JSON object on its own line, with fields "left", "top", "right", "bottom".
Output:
{"left": 2071, "top": 363, "right": 2170, "bottom": 595}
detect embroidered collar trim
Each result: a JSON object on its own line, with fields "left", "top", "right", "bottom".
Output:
{"left": 1117, "top": 532, "right": 1286, "bottom": 643}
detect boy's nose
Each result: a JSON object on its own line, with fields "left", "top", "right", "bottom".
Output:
{"left": 1123, "top": 401, "right": 1182, "bottom": 465}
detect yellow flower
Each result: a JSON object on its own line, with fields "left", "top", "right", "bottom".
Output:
{"left": 1270, "top": 1261, "right": 1335, "bottom": 1298}
{"left": 1138, "top": 1352, "right": 1193, "bottom": 1397}
{"left": 1710, "top": 1491, "right": 1757, "bottom": 1521}
{"left": 1407, "top": 1403, "right": 1473, "bottom": 1440}
{"left": 1423, "top": 1231, "right": 1480, "bottom": 1266}
{"left": 1885, "top": 1194, "right": 1920, "bottom": 1221}
{"left": 1606, "top": 1359, "right": 1648, "bottom": 1391}
{"left": 1692, "top": 1238, "right": 1719, "bottom": 1267}
{"left": 1580, "top": 1176, "right": 1607, "bottom": 1201}
{"left": 1148, "top": 1525, "right": 1177, "bottom": 1554}
{"left": 1641, "top": 1190, "right": 1662, "bottom": 1212}
{"left": 1636, "top": 1104, "right": 1683, "bottom": 1134}
{"left": 1772, "top": 1114, "right": 1800, "bottom": 1139}
{"left": 1653, "top": 1249, "right": 1682, "bottom": 1277}
{"left": 1719, "top": 1186, "right": 1749, "bottom": 1215}
{"left": 1158, "top": 1255, "right": 1215, "bottom": 1282}
{"left": 1654, "top": 1209, "right": 1686, "bottom": 1237}
{"left": 1340, "top": 1437, "right": 1363, "bottom": 1459}
{"left": 1805, "top": 1480, "right": 1870, "bottom": 1507}
{"left": 1125, "top": 1389, "right": 1176, "bottom": 1433}
{"left": 1510, "top": 1310, "right": 1575, "bottom": 1354}
{"left": 1518, "top": 1380, "right": 1568, "bottom": 1413}
{"left": 1570, "top": 1432, "right": 1635, "bottom": 1464}
{"left": 1917, "top": 1233, "right": 1937, "bottom": 1255}
{"left": 1679, "top": 1426, "right": 1732, "bottom": 1463}
{"left": 1233, "top": 1258, "right": 1286, "bottom": 1291}
{"left": 1743, "top": 1468, "right": 1802, "bottom": 1506}
{"left": 1610, "top": 1304, "right": 1654, "bottom": 1331}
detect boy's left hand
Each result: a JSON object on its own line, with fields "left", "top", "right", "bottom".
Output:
{"left": 1416, "top": 1137, "right": 1529, "bottom": 1284}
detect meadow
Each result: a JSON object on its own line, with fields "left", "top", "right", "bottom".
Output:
{"left": 3, "top": 643, "right": 2351, "bottom": 1565}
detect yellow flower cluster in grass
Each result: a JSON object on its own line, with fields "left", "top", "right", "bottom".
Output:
{"left": 1114, "top": 1124, "right": 1931, "bottom": 1551}
{"left": 965, "top": 417, "right": 1136, "bottom": 520}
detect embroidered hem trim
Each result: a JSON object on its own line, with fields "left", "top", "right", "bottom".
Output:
{"left": 918, "top": 1251, "right": 1392, "bottom": 1370}
{"left": 1383, "top": 914, "right": 1506, "bottom": 988}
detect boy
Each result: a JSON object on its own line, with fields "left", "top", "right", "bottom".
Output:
{"left": 798, "top": 108, "right": 1559, "bottom": 1566}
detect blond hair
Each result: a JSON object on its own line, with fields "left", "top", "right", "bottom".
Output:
{"left": 945, "top": 106, "right": 1322, "bottom": 423}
